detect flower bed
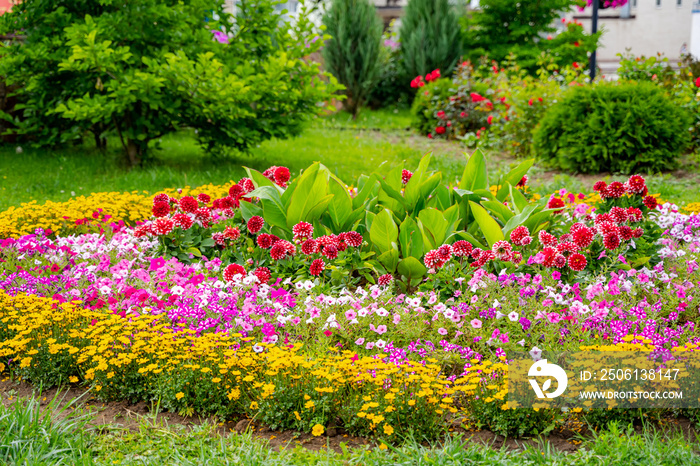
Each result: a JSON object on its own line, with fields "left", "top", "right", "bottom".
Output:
{"left": 2, "top": 156, "right": 700, "bottom": 438}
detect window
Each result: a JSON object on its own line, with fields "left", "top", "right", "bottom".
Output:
{"left": 677, "top": 0, "right": 682, "bottom": 5}
{"left": 632, "top": 0, "right": 637, "bottom": 6}
{"left": 656, "top": 0, "right": 661, "bottom": 6}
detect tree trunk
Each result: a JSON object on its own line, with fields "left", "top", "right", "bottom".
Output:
{"left": 126, "top": 139, "right": 142, "bottom": 167}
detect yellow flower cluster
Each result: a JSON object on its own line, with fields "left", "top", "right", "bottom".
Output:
{"left": 0, "top": 183, "right": 232, "bottom": 238}
{"left": 0, "top": 291, "right": 507, "bottom": 436}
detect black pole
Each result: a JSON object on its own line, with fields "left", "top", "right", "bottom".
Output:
{"left": 589, "top": 0, "right": 599, "bottom": 81}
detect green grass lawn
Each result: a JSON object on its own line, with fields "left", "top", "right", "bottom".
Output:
{"left": 1, "top": 394, "right": 699, "bottom": 465}
{"left": 1, "top": 109, "right": 700, "bottom": 212}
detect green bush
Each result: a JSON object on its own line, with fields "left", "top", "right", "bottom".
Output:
{"left": 533, "top": 81, "right": 692, "bottom": 174}
{"left": 322, "top": 0, "right": 383, "bottom": 117}
{"left": 399, "top": 0, "right": 462, "bottom": 83}
{"left": 0, "top": 0, "right": 339, "bottom": 165}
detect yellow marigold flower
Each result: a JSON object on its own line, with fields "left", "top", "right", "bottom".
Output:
{"left": 250, "top": 401, "right": 258, "bottom": 410}
{"left": 379, "top": 443, "right": 388, "bottom": 450}
{"left": 311, "top": 424, "right": 324, "bottom": 436}
{"left": 383, "top": 425, "right": 394, "bottom": 435}
{"left": 294, "top": 411, "right": 301, "bottom": 421}
{"left": 305, "top": 400, "right": 315, "bottom": 409}
{"left": 408, "top": 400, "right": 416, "bottom": 406}
{"left": 176, "top": 392, "right": 185, "bottom": 400}
{"left": 69, "top": 376, "right": 78, "bottom": 383}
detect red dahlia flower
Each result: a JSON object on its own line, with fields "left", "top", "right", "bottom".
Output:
{"left": 223, "top": 263, "right": 246, "bottom": 281}
{"left": 197, "top": 193, "right": 211, "bottom": 204}
{"left": 257, "top": 233, "right": 278, "bottom": 249}
{"left": 547, "top": 197, "right": 565, "bottom": 213}
{"left": 223, "top": 226, "right": 241, "bottom": 240}
{"left": 603, "top": 234, "right": 621, "bottom": 250}
{"left": 309, "top": 259, "right": 325, "bottom": 276}
{"left": 452, "top": 240, "right": 473, "bottom": 257}
{"left": 247, "top": 216, "right": 265, "bottom": 234}
{"left": 619, "top": 225, "right": 633, "bottom": 241}
{"left": 152, "top": 217, "right": 174, "bottom": 235}
{"left": 572, "top": 226, "right": 594, "bottom": 248}
{"left": 343, "top": 231, "right": 363, "bottom": 248}
{"left": 605, "top": 182, "right": 625, "bottom": 199}
{"left": 173, "top": 213, "right": 193, "bottom": 230}
{"left": 593, "top": 181, "right": 607, "bottom": 192}
{"left": 643, "top": 196, "right": 658, "bottom": 210}
{"left": 568, "top": 253, "right": 587, "bottom": 272}
{"left": 152, "top": 201, "right": 170, "bottom": 218}
{"left": 625, "top": 175, "right": 646, "bottom": 195}
{"left": 254, "top": 267, "right": 272, "bottom": 284}
{"left": 609, "top": 207, "right": 628, "bottom": 224}
{"left": 322, "top": 244, "right": 338, "bottom": 260}
{"left": 424, "top": 250, "right": 440, "bottom": 269}
{"left": 492, "top": 240, "right": 513, "bottom": 261}
{"left": 274, "top": 167, "right": 291, "bottom": 187}
{"left": 292, "top": 222, "right": 313, "bottom": 241}
{"left": 179, "top": 196, "right": 199, "bottom": 213}
{"left": 378, "top": 274, "right": 393, "bottom": 286}
{"left": 153, "top": 193, "right": 170, "bottom": 204}
{"left": 510, "top": 226, "right": 531, "bottom": 246}
{"left": 301, "top": 239, "right": 319, "bottom": 255}
{"left": 538, "top": 231, "right": 558, "bottom": 247}
{"left": 229, "top": 184, "right": 245, "bottom": 200}
{"left": 238, "top": 178, "right": 255, "bottom": 194}
{"left": 437, "top": 244, "right": 453, "bottom": 261}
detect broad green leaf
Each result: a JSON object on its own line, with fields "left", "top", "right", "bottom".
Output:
{"left": 378, "top": 178, "right": 407, "bottom": 214}
{"left": 398, "top": 257, "right": 426, "bottom": 280}
{"left": 502, "top": 204, "right": 538, "bottom": 238}
{"left": 262, "top": 200, "right": 291, "bottom": 234}
{"left": 398, "top": 216, "right": 424, "bottom": 259}
{"left": 429, "top": 184, "right": 453, "bottom": 211}
{"left": 508, "top": 183, "right": 529, "bottom": 214}
{"left": 326, "top": 177, "right": 353, "bottom": 232}
{"left": 459, "top": 149, "right": 489, "bottom": 191}
{"left": 482, "top": 200, "right": 514, "bottom": 224}
{"left": 353, "top": 174, "right": 379, "bottom": 210}
{"left": 496, "top": 159, "right": 534, "bottom": 201}
{"left": 305, "top": 194, "right": 335, "bottom": 222}
{"left": 469, "top": 201, "right": 504, "bottom": 248}
{"left": 365, "top": 211, "right": 376, "bottom": 234}
{"left": 185, "top": 247, "right": 202, "bottom": 257}
{"left": 404, "top": 153, "right": 431, "bottom": 210}
{"left": 286, "top": 165, "right": 328, "bottom": 228}
{"left": 239, "top": 200, "right": 262, "bottom": 221}
{"left": 446, "top": 231, "right": 487, "bottom": 250}
{"left": 417, "top": 208, "right": 449, "bottom": 249}
{"left": 377, "top": 248, "right": 399, "bottom": 273}
{"left": 369, "top": 209, "right": 398, "bottom": 254}
{"left": 248, "top": 186, "right": 284, "bottom": 210}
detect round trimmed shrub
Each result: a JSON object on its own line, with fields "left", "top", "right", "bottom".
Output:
{"left": 533, "top": 81, "right": 692, "bottom": 174}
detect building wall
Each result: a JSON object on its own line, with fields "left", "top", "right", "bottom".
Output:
{"left": 569, "top": 0, "right": 693, "bottom": 63}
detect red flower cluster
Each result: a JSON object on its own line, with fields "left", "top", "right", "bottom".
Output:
{"left": 262, "top": 166, "right": 291, "bottom": 188}
{"left": 247, "top": 216, "right": 265, "bottom": 234}
{"left": 425, "top": 69, "right": 440, "bottom": 82}
{"left": 401, "top": 169, "right": 413, "bottom": 185}
{"left": 594, "top": 175, "right": 651, "bottom": 200}
{"left": 410, "top": 76, "right": 425, "bottom": 88}
{"left": 223, "top": 263, "right": 246, "bottom": 281}
{"left": 292, "top": 222, "right": 313, "bottom": 242}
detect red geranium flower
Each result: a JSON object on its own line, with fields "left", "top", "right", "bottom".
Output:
{"left": 435, "top": 126, "right": 446, "bottom": 135}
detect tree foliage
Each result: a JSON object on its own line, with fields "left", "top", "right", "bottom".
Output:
{"left": 399, "top": 0, "right": 462, "bottom": 82}
{"left": 322, "top": 0, "right": 383, "bottom": 117}
{"left": 463, "top": 0, "right": 598, "bottom": 72}
{"left": 0, "top": 0, "right": 339, "bottom": 165}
